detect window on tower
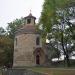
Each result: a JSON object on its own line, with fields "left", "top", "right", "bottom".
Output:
{"left": 15, "top": 38, "right": 17, "bottom": 46}
{"left": 27, "top": 19, "right": 31, "bottom": 24}
{"left": 36, "top": 37, "right": 40, "bottom": 45}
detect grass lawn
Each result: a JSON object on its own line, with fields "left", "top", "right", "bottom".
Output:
{"left": 0, "top": 67, "right": 75, "bottom": 75}
{"left": 29, "top": 67, "right": 75, "bottom": 75}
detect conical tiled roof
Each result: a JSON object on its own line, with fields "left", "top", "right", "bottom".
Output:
{"left": 15, "top": 25, "right": 40, "bottom": 35}
{"left": 24, "top": 13, "right": 36, "bottom": 19}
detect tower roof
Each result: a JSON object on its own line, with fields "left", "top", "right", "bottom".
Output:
{"left": 15, "top": 13, "right": 40, "bottom": 35}
{"left": 24, "top": 13, "right": 36, "bottom": 19}
{"left": 15, "top": 25, "right": 40, "bottom": 35}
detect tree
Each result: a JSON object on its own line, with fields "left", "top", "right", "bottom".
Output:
{"left": 0, "top": 18, "right": 25, "bottom": 67}
{"left": 7, "top": 17, "right": 25, "bottom": 39}
{"left": 0, "top": 27, "right": 5, "bottom": 36}
{"left": 0, "top": 27, "right": 13, "bottom": 67}
{"left": 5, "top": 17, "right": 26, "bottom": 67}
{"left": 40, "top": 0, "right": 75, "bottom": 67}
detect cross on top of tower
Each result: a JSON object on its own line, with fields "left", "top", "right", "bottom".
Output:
{"left": 30, "top": 10, "right": 31, "bottom": 13}
{"left": 29, "top": 10, "right": 32, "bottom": 16}
{"left": 25, "top": 11, "right": 36, "bottom": 19}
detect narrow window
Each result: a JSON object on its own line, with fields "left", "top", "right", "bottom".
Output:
{"left": 27, "top": 19, "right": 31, "bottom": 24}
{"left": 15, "top": 38, "right": 17, "bottom": 46}
{"left": 36, "top": 37, "right": 40, "bottom": 45}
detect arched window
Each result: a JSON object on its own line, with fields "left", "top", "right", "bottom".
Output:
{"left": 36, "top": 37, "right": 40, "bottom": 45}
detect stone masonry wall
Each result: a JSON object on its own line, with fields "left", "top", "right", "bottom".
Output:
{"left": 13, "top": 33, "right": 42, "bottom": 67}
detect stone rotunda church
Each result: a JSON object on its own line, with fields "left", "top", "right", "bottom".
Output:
{"left": 13, "top": 13, "right": 46, "bottom": 67}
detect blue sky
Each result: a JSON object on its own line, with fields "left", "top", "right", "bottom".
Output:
{"left": 0, "top": 0, "right": 44, "bottom": 29}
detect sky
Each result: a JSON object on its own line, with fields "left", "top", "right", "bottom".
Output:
{"left": 0, "top": 0, "right": 44, "bottom": 29}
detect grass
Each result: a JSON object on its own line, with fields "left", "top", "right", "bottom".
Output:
{"left": 0, "top": 67, "right": 75, "bottom": 75}
{"left": 29, "top": 67, "right": 75, "bottom": 75}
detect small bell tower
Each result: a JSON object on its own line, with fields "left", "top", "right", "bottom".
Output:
{"left": 25, "top": 12, "right": 36, "bottom": 25}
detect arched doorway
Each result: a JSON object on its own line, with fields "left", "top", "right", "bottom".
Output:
{"left": 36, "top": 55, "right": 40, "bottom": 65}
{"left": 33, "top": 47, "right": 45, "bottom": 65}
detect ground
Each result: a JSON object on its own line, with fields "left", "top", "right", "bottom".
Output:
{"left": 29, "top": 67, "right": 75, "bottom": 75}
{"left": 0, "top": 67, "right": 75, "bottom": 75}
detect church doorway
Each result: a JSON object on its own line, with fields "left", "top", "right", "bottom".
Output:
{"left": 36, "top": 55, "right": 40, "bottom": 65}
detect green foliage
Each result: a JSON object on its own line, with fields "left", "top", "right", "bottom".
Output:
{"left": 0, "top": 35, "right": 13, "bottom": 67}
{"left": 40, "top": 0, "right": 75, "bottom": 67}
{"left": 5, "top": 17, "right": 26, "bottom": 67}
{"left": 0, "top": 27, "right": 5, "bottom": 36}
{"left": 40, "top": 0, "right": 75, "bottom": 34}
{"left": 7, "top": 18, "right": 25, "bottom": 39}
{"left": 0, "top": 17, "right": 26, "bottom": 67}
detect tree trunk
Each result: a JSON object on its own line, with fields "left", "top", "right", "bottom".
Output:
{"left": 61, "top": 30, "right": 70, "bottom": 67}
{"left": 61, "top": 30, "right": 66, "bottom": 66}
{"left": 65, "top": 41, "right": 70, "bottom": 67}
